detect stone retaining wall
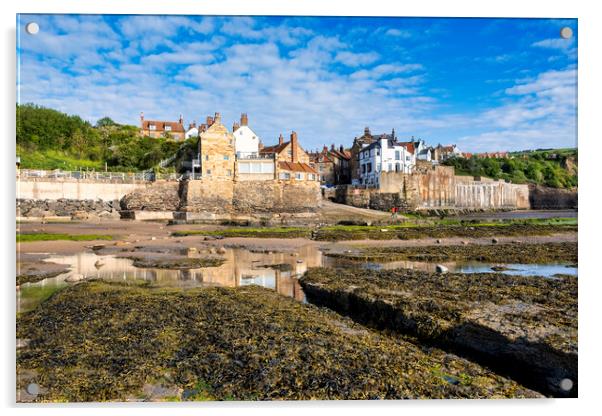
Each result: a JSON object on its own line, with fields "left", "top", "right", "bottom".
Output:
{"left": 17, "top": 198, "right": 121, "bottom": 219}
{"left": 335, "top": 166, "right": 530, "bottom": 212}
{"left": 179, "top": 179, "right": 321, "bottom": 214}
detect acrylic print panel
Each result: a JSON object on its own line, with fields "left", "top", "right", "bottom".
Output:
{"left": 16, "top": 14, "right": 577, "bottom": 402}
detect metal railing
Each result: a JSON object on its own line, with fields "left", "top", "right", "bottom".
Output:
{"left": 17, "top": 169, "right": 180, "bottom": 183}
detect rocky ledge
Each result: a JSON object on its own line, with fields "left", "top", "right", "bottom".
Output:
{"left": 300, "top": 267, "right": 577, "bottom": 397}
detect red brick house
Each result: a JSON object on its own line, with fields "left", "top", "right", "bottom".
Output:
{"left": 139, "top": 112, "right": 186, "bottom": 140}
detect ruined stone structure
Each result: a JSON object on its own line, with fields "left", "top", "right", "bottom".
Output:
{"left": 335, "top": 164, "right": 530, "bottom": 212}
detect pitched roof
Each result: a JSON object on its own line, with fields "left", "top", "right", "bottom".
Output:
{"left": 397, "top": 142, "right": 415, "bottom": 154}
{"left": 142, "top": 120, "right": 185, "bottom": 133}
{"left": 260, "top": 141, "right": 289, "bottom": 154}
{"left": 278, "top": 161, "right": 318, "bottom": 174}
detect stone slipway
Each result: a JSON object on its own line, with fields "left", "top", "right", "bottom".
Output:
{"left": 300, "top": 268, "right": 577, "bottom": 397}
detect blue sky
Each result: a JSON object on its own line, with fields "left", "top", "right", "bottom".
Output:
{"left": 17, "top": 15, "right": 577, "bottom": 152}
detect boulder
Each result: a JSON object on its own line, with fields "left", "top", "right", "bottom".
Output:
{"left": 65, "top": 273, "right": 84, "bottom": 282}
{"left": 435, "top": 264, "right": 449, "bottom": 273}
{"left": 71, "top": 211, "right": 89, "bottom": 221}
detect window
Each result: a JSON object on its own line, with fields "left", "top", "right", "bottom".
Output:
{"left": 395, "top": 150, "right": 400, "bottom": 160}
{"left": 239, "top": 162, "right": 250, "bottom": 173}
{"left": 388, "top": 163, "right": 392, "bottom": 171}
{"left": 224, "top": 155, "right": 229, "bottom": 160}
{"left": 309, "top": 174, "right": 315, "bottom": 181}
{"left": 149, "top": 124, "right": 156, "bottom": 131}
{"left": 296, "top": 173, "right": 304, "bottom": 180}
{"left": 227, "top": 169, "right": 232, "bottom": 176}
{"left": 362, "top": 165, "right": 366, "bottom": 174}
{"left": 165, "top": 125, "right": 172, "bottom": 131}
{"left": 205, "top": 155, "right": 209, "bottom": 161}
{"left": 367, "top": 163, "right": 372, "bottom": 173}
{"left": 261, "top": 163, "right": 274, "bottom": 173}
{"left": 279, "top": 172, "right": 291, "bottom": 180}
{"left": 239, "top": 131, "right": 243, "bottom": 135}
{"left": 206, "top": 169, "right": 212, "bottom": 175}
{"left": 376, "top": 149, "right": 380, "bottom": 156}
{"left": 406, "top": 156, "right": 410, "bottom": 161}
{"left": 395, "top": 163, "right": 400, "bottom": 172}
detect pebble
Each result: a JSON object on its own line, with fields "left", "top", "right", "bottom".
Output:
{"left": 436, "top": 239, "right": 442, "bottom": 244}
{"left": 492, "top": 238, "right": 499, "bottom": 244}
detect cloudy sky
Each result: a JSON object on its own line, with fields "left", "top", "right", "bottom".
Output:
{"left": 17, "top": 15, "right": 577, "bottom": 152}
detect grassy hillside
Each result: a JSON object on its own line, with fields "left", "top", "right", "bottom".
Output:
{"left": 443, "top": 149, "right": 577, "bottom": 189}
{"left": 17, "top": 104, "right": 184, "bottom": 172}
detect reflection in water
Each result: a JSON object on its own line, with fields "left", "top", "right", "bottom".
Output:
{"left": 18, "top": 246, "right": 324, "bottom": 311}
{"left": 17, "top": 245, "right": 577, "bottom": 312}
{"left": 341, "top": 258, "right": 578, "bottom": 278}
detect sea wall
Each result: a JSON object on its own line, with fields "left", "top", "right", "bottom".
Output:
{"left": 179, "top": 179, "right": 321, "bottom": 214}
{"left": 336, "top": 165, "right": 530, "bottom": 212}
{"left": 18, "top": 178, "right": 146, "bottom": 201}
{"left": 17, "top": 198, "right": 121, "bottom": 219}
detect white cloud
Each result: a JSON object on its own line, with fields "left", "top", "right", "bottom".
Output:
{"left": 334, "top": 51, "right": 380, "bottom": 67}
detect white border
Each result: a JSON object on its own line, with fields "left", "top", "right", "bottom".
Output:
{"left": 2, "top": 1, "right": 599, "bottom": 416}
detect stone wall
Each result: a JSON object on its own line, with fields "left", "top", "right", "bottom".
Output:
{"left": 119, "top": 181, "right": 181, "bottom": 211}
{"left": 18, "top": 179, "right": 146, "bottom": 201}
{"left": 335, "top": 165, "right": 531, "bottom": 212}
{"left": 17, "top": 198, "right": 121, "bottom": 218}
{"left": 179, "top": 179, "right": 321, "bottom": 214}
{"left": 179, "top": 179, "right": 235, "bottom": 213}
{"left": 529, "top": 185, "right": 578, "bottom": 209}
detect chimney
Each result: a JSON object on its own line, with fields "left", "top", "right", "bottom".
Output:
{"left": 240, "top": 113, "right": 248, "bottom": 126}
{"left": 278, "top": 134, "right": 284, "bottom": 146}
{"left": 206, "top": 116, "right": 214, "bottom": 126}
{"left": 323, "top": 145, "right": 328, "bottom": 152}
{"left": 200, "top": 123, "right": 207, "bottom": 133}
{"left": 233, "top": 122, "right": 240, "bottom": 132}
{"left": 290, "top": 131, "right": 298, "bottom": 163}
{"left": 330, "top": 143, "right": 335, "bottom": 151}
{"left": 140, "top": 112, "right": 144, "bottom": 122}
{"left": 213, "top": 112, "right": 221, "bottom": 123}
{"left": 364, "top": 126, "right": 370, "bottom": 136}
{"left": 339, "top": 145, "right": 344, "bottom": 153}
{"left": 179, "top": 114, "right": 183, "bottom": 125}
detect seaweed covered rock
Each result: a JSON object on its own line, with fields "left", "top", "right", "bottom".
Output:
{"left": 130, "top": 256, "right": 225, "bottom": 269}
{"left": 313, "top": 223, "right": 577, "bottom": 241}
{"left": 300, "top": 268, "right": 577, "bottom": 397}
{"left": 16, "top": 281, "right": 540, "bottom": 402}
{"left": 325, "top": 242, "right": 578, "bottom": 264}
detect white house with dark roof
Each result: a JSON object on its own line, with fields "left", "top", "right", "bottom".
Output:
{"left": 358, "top": 132, "right": 417, "bottom": 187}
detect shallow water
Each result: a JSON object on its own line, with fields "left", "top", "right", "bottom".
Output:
{"left": 17, "top": 245, "right": 577, "bottom": 312}
{"left": 359, "top": 259, "right": 577, "bottom": 278}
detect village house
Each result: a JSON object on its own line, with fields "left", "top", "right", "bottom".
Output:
{"left": 185, "top": 121, "right": 199, "bottom": 139}
{"left": 309, "top": 144, "right": 351, "bottom": 186}
{"left": 139, "top": 112, "right": 186, "bottom": 140}
{"left": 433, "top": 144, "right": 463, "bottom": 161}
{"left": 350, "top": 127, "right": 377, "bottom": 184}
{"left": 474, "top": 151, "right": 509, "bottom": 159}
{"left": 232, "top": 113, "right": 261, "bottom": 158}
{"left": 197, "top": 112, "right": 235, "bottom": 179}
{"left": 259, "top": 131, "right": 318, "bottom": 182}
{"left": 358, "top": 132, "right": 417, "bottom": 187}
